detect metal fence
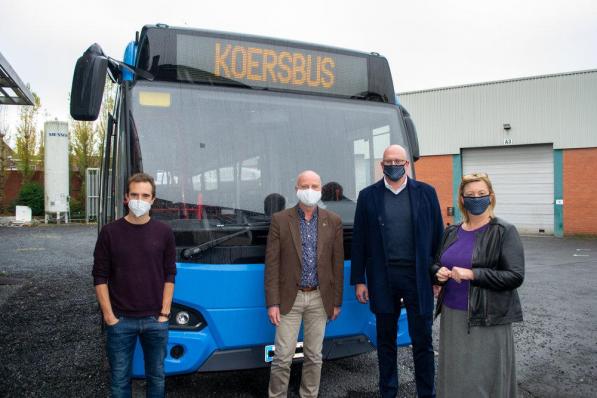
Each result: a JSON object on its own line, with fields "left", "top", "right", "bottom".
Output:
{"left": 86, "top": 168, "right": 100, "bottom": 223}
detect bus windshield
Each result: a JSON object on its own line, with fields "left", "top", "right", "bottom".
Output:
{"left": 130, "top": 81, "right": 407, "bottom": 230}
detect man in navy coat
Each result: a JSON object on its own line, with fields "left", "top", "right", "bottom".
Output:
{"left": 351, "top": 144, "right": 444, "bottom": 398}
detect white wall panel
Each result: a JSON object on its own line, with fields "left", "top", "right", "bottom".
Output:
{"left": 462, "top": 145, "right": 553, "bottom": 234}
{"left": 399, "top": 70, "right": 597, "bottom": 155}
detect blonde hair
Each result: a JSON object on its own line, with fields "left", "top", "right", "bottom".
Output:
{"left": 458, "top": 172, "right": 496, "bottom": 223}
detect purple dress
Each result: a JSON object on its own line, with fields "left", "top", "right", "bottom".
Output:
{"left": 439, "top": 224, "right": 489, "bottom": 311}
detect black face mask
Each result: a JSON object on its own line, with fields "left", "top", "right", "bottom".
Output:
{"left": 383, "top": 164, "right": 406, "bottom": 182}
{"left": 462, "top": 195, "right": 491, "bottom": 215}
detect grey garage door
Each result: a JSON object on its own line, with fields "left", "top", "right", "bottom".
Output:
{"left": 462, "top": 145, "right": 554, "bottom": 235}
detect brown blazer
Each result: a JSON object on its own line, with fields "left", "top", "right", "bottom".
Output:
{"left": 264, "top": 206, "right": 344, "bottom": 318}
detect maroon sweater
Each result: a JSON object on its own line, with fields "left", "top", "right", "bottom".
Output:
{"left": 92, "top": 217, "right": 177, "bottom": 318}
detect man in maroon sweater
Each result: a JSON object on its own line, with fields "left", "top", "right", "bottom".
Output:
{"left": 93, "top": 173, "right": 176, "bottom": 397}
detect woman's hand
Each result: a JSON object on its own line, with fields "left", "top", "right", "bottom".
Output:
{"left": 451, "top": 267, "right": 475, "bottom": 283}
{"left": 436, "top": 266, "right": 452, "bottom": 282}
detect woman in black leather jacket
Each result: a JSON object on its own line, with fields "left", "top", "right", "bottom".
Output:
{"left": 430, "top": 173, "right": 524, "bottom": 398}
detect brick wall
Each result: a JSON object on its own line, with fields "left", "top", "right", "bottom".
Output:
{"left": 1, "top": 171, "right": 44, "bottom": 210}
{"left": 414, "top": 155, "right": 454, "bottom": 226}
{"left": 563, "top": 147, "right": 597, "bottom": 235}
{"left": 1, "top": 171, "right": 83, "bottom": 213}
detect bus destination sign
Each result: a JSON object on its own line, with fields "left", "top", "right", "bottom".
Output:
{"left": 176, "top": 34, "right": 368, "bottom": 96}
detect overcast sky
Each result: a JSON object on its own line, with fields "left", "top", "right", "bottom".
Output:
{"left": 1, "top": 0, "right": 596, "bottom": 137}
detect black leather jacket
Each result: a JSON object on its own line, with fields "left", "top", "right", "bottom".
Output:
{"left": 430, "top": 217, "right": 524, "bottom": 327}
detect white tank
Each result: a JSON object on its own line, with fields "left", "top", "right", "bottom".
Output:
{"left": 44, "top": 121, "right": 70, "bottom": 214}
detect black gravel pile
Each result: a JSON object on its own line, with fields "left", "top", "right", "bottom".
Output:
{"left": 0, "top": 225, "right": 110, "bottom": 397}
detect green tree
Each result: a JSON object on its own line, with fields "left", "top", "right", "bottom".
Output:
{"left": 70, "top": 119, "right": 95, "bottom": 211}
{"left": 15, "top": 90, "right": 41, "bottom": 181}
{"left": 15, "top": 181, "right": 44, "bottom": 216}
{"left": 95, "top": 79, "right": 116, "bottom": 163}
{"left": 70, "top": 120, "right": 96, "bottom": 173}
{"left": 0, "top": 105, "right": 10, "bottom": 211}
{"left": 68, "top": 80, "right": 115, "bottom": 172}
{"left": 36, "top": 126, "right": 45, "bottom": 168}
{"left": 68, "top": 79, "right": 116, "bottom": 211}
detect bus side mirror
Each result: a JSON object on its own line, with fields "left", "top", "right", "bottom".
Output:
{"left": 70, "top": 43, "right": 108, "bottom": 121}
{"left": 399, "top": 105, "right": 420, "bottom": 162}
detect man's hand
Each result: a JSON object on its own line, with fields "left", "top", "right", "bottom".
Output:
{"left": 96, "top": 284, "right": 119, "bottom": 326}
{"left": 268, "top": 306, "right": 281, "bottom": 326}
{"left": 158, "top": 316, "right": 169, "bottom": 323}
{"left": 451, "top": 267, "right": 474, "bottom": 283}
{"left": 355, "top": 283, "right": 369, "bottom": 304}
{"left": 436, "top": 266, "right": 452, "bottom": 282}
{"left": 331, "top": 306, "right": 341, "bottom": 321}
{"left": 104, "top": 314, "right": 119, "bottom": 326}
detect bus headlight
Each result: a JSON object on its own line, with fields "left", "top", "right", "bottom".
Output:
{"left": 169, "top": 304, "right": 206, "bottom": 331}
{"left": 175, "top": 311, "right": 190, "bottom": 326}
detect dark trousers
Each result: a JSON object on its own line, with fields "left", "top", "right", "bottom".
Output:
{"left": 376, "top": 266, "right": 435, "bottom": 398}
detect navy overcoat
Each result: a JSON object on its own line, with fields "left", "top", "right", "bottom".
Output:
{"left": 350, "top": 178, "right": 444, "bottom": 315}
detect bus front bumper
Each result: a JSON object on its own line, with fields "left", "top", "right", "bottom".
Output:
{"left": 198, "top": 334, "right": 375, "bottom": 372}
{"left": 132, "top": 332, "right": 374, "bottom": 377}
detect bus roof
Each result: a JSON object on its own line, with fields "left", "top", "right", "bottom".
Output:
{"left": 142, "top": 24, "right": 377, "bottom": 58}
{"left": 136, "top": 24, "right": 396, "bottom": 104}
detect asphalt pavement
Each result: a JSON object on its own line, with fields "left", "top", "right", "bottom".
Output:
{"left": 0, "top": 224, "right": 595, "bottom": 397}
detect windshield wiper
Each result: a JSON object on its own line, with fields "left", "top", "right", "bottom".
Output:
{"left": 181, "top": 227, "right": 250, "bottom": 259}
{"left": 180, "top": 221, "right": 269, "bottom": 260}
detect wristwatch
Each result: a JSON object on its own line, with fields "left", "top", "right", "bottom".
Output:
{"left": 159, "top": 312, "right": 171, "bottom": 319}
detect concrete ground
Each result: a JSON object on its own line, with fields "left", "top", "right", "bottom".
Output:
{"left": 0, "top": 224, "right": 595, "bottom": 397}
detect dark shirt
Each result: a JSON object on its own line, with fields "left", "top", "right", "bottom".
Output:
{"left": 440, "top": 224, "right": 489, "bottom": 311}
{"left": 92, "top": 217, "right": 177, "bottom": 318}
{"left": 383, "top": 186, "right": 416, "bottom": 264}
{"left": 297, "top": 206, "right": 319, "bottom": 288}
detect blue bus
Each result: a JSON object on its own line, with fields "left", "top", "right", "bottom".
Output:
{"left": 70, "top": 24, "right": 420, "bottom": 377}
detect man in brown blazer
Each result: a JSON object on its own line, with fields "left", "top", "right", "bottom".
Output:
{"left": 265, "top": 170, "right": 344, "bottom": 398}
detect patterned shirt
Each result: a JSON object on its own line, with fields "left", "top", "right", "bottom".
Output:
{"left": 297, "top": 206, "right": 319, "bottom": 288}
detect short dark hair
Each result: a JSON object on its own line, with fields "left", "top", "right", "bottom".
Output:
{"left": 264, "top": 193, "right": 286, "bottom": 216}
{"left": 321, "top": 182, "right": 344, "bottom": 201}
{"left": 127, "top": 173, "right": 156, "bottom": 198}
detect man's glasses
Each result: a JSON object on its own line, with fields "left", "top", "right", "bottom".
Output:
{"left": 382, "top": 159, "right": 407, "bottom": 166}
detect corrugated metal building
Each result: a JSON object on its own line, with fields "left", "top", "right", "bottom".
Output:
{"left": 399, "top": 69, "right": 597, "bottom": 236}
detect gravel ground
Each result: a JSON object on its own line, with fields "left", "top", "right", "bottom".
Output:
{"left": 0, "top": 224, "right": 595, "bottom": 397}
{"left": 0, "top": 225, "right": 108, "bottom": 397}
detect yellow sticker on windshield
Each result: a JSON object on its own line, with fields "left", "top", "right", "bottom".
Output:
{"left": 139, "top": 91, "right": 171, "bottom": 107}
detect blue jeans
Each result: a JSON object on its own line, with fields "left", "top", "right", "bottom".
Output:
{"left": 376, "top": 266, "right": 435, "bottom": 398}
{"left": 106, "top": 316, "right": 169, "bottom": 398}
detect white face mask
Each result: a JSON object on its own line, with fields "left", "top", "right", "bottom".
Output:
{"left": 128, "top": 199, "right": 152, "bottom": 217}
{"left": 296, "top": 188, "right": 321, "bottom": 207}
